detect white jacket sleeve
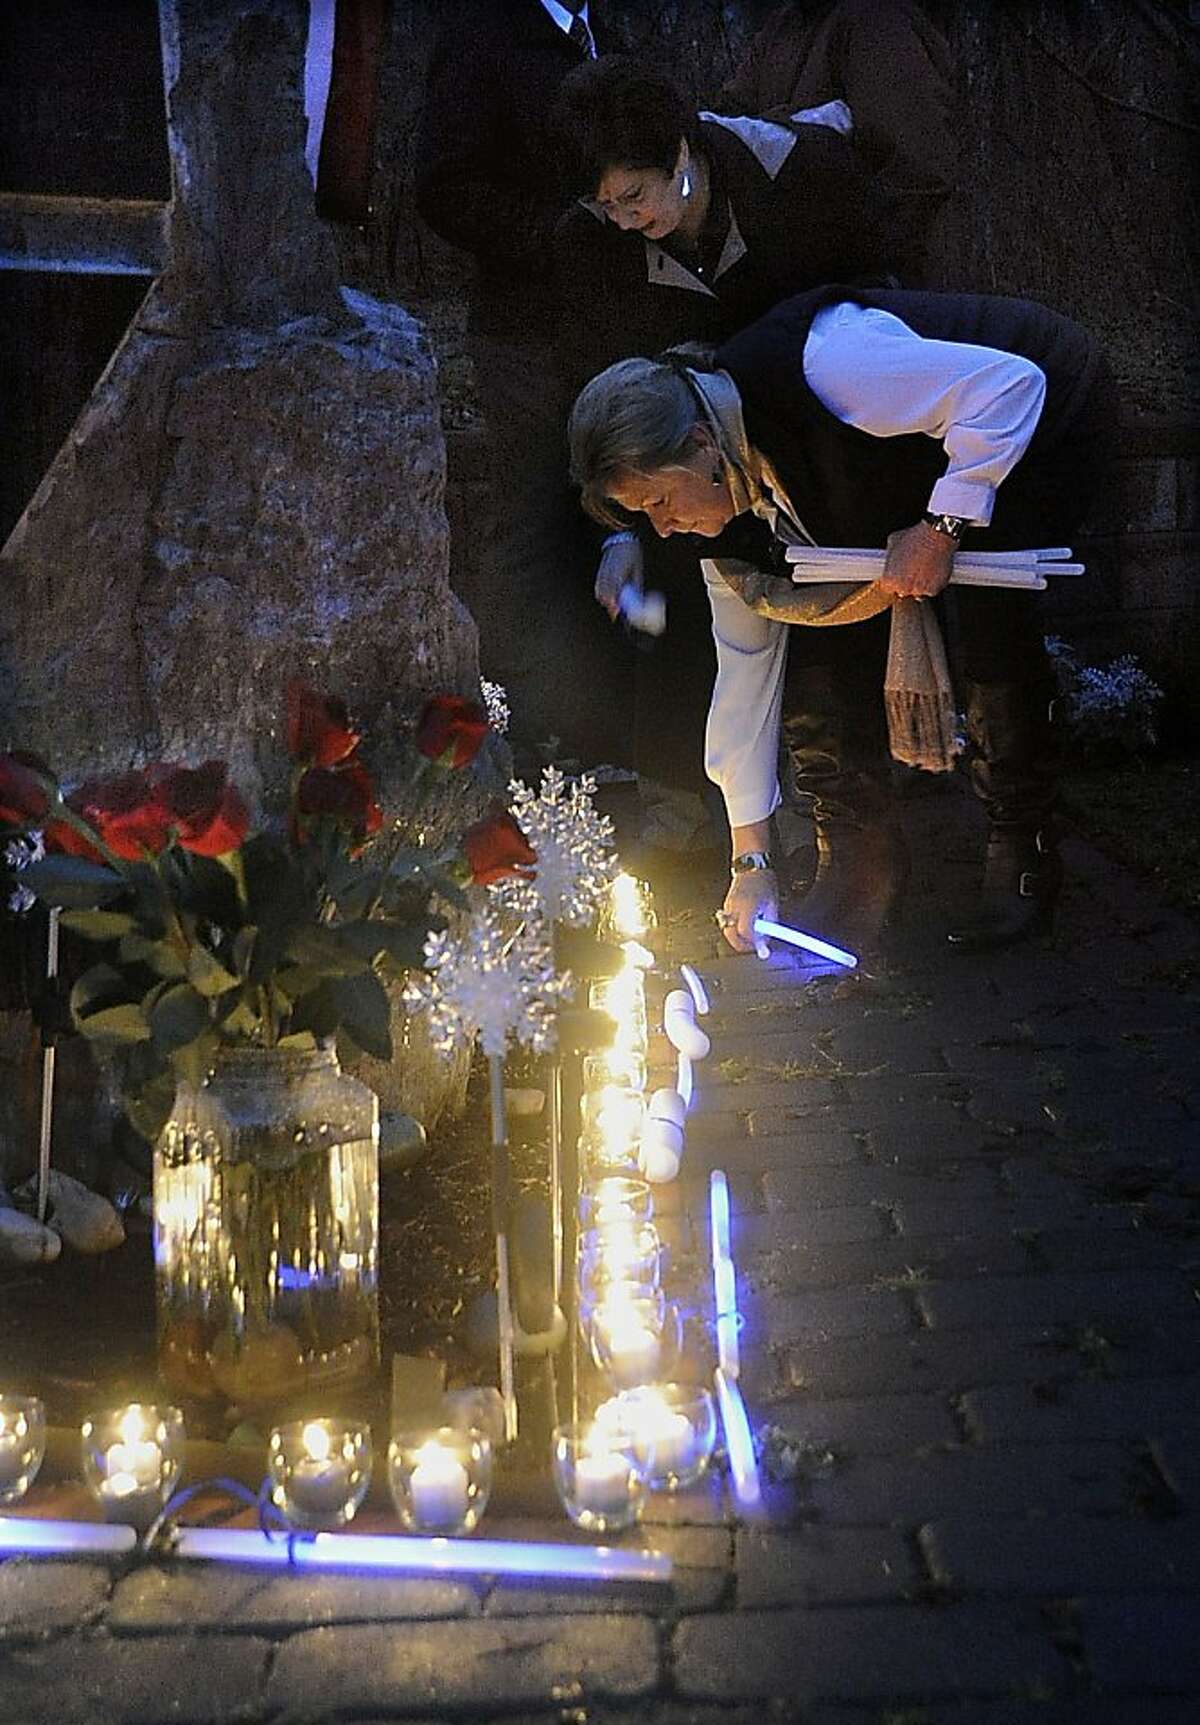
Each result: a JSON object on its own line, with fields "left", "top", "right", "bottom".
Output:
{"left": 804, "top": 301, "right": 1047, "bottom": 525}
{"left": 702, "top": 559, "right": 787, "bottom": 829}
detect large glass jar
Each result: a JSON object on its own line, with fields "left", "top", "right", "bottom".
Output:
{"left": 153, "top": 1045, "right": 379, "bottom": 1421}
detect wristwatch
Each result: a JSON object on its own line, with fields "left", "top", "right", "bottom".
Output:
{"left": 922, "top": 510, "right": 968, "bottom": 542}
{"left": 731, "top": 850, "right": 774, "bottom": 875}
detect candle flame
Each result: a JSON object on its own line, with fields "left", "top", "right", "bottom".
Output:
{"left": 302, "top": 1421, "right": 332, "bottom": 1463}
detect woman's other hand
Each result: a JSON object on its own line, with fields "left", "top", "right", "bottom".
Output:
{"left": 879, "top": 520, "right": 955, "bottom": 600}
{"left": 718, "top": 867, "right": 778, "bottom": 956}
{"left": 595, "top": 532, "right": 642, "bottom": 619}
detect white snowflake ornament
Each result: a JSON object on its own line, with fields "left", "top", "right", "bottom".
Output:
{"left": 404, "top": 905, "right": 573, "bottom": 1059}
{"left": 492, "top": 767, "right": 617, "bottom": 928}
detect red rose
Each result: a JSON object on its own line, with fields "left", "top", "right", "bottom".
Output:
{"left": 151, "top": 761, "right": 251, "bottom": 857}
{"left": 68, "top": 770, "right": 173, "bottom": 861}
{"left": 414, "top": 695, "right": 490, "bottom": 769}
{"left": 461, "top": 809, "right": 537, "bottom": 887}
{"left": 294, "top": 758, "right": 383, "bottom": 846}
{"left": 44, "top": 819, "right": 105, "bottom": 862}
{"left": 285, "top": 679, "right": 360, "bottom": 767}
{"left": 0, "top": 753, "right": 51, "bottom": 826}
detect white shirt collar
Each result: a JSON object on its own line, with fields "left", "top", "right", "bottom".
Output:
{"left": 540, "top": 0, "right": 592, "bottom": 41}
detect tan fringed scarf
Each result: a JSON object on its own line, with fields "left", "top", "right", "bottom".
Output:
{"left": 683, "top": 364, "right": 960, "bottom": 773}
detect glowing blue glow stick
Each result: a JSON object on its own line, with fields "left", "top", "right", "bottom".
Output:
{"left": 714, "top": 1368, "right": 761, "bottom": 1512}
{"left": 709, "top": 1170, "right": 731, "bottom": 1266}
{"left": 709, "top": 1172, "right": 739, "bottom": 1378}
{"left": 0, "top": 1518, "right": 137, "bottom": 1556}
{"left": 168, "top": 1526, "right": 673, "bottom": 1582}
{"left": 752, "top": 916, "right": 857, "bottom": 970}
{"left": 679, "top": 963, "right": 710, "bottom": 1016}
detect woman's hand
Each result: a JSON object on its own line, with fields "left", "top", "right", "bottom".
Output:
{"left": 595, "top": 533, "right": 643, "bottom": 619}
{"left": 718, "top": 867, "right": 778, "bottom": 955}
{"left": 879, "top": 520, "right": 955, "bottom": 600}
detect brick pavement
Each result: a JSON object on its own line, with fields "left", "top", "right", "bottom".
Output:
{"left": 1, "top": 775, "right": 1198, "bottom": 1722}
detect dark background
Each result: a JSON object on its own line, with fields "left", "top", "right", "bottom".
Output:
{"left": 2, "top": 0, "right": 1197, "bottom": 590}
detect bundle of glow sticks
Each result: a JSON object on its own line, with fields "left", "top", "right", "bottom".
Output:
{"left": 784, "top": 544, "right": 1083, "bottom": 591}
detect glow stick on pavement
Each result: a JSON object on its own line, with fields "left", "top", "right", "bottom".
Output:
{"left": 0, "top": 1518, "right": 138, "bottom": 1556}
{"left": 679, "top": 963, "right": 710, "bottom": 1016}
{"left": 752, "top": 916, "right": 857, "bottom": 970}
{"left": 714, "top": 1368, "right": 761, "bottom": 1512}
{"left": 168, "top": 1526, "right": 673, "bottom": 1583}
{"left": 709, "top": 1171, "right": 739, "bottom": 1378}
{"left": 675, "top": 1050, "right": 693, "bottom": 1109}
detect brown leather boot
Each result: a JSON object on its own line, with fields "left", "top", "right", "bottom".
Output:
{"left": 947, "top": 677, "right": 1063, "bottom": 953}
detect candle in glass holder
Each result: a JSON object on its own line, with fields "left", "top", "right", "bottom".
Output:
{"left": 551, "top": 1421, "right": 643, "bottom": 1533}
{"left": 0, "top": 1394, "right": 45, "bottom": 1504}
{"left": 388, "top": 1425, "right": 491, "bottom": 1536}
{"left": 269, "top": 1418, "right": 373, "bottom": 1529}
{"left": 598, "top": 1385, "right": 714, "bottom": 1489}
{"left": 580, "top": 1176, "right": 653, "bottom": 1229}
{"left": 81, "top": 1404, "right": 184, "bottom": 1529}
{"left": 589, "top": 1293, "right": 663, "bottom": 1388}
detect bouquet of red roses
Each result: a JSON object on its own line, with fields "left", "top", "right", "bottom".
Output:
{"left": 0, "top": 684, "right": 536, "bottom": 1139}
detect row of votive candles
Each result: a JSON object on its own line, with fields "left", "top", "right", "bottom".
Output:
{"left": 564, "top": 881, "right": 716, "bottom": 1531}
{"left": 0, "top": 1394, "right": 489, "bottom": 1539}
{"left": 1, "top": 1388, "right": 714, "bottom": 1542}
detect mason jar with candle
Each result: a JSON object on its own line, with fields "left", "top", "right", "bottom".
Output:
{"left": 81, "top": 1404, "right": 185, "bottom": 1531}
{"left": 388, "top": 1425, "right": 492, "bottom": 1536}
{"left": 551, "top": 1420, "right": 644, "bottom": 1533}
{"left": 268, "top": 1417, "right": 372, "bottom": 1529}
{"left": 0, "top": 1394, "right": 45, "bottom": 1504}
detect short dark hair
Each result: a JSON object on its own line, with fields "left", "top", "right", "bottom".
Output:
{"left": 553, "top": 56, "right": 698, "bottom": 199}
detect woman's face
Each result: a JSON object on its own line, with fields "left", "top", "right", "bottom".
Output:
{"left": 608, "top": 434, "right": 736, "bottom": 538}
{"left": 595, "top": 150, "right": 686, "bottom": 239}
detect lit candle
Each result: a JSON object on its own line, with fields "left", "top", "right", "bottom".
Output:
{"left": 598, "top": 1312, "right": 661, "bottom": 1387}
{"left": 609, "top": 871, "right": 650, "bottom": 940}
{"left": 0, "top": 1395, "right": 44, "bottom": 1504}
{"left": 408, "top": 1439, "right": 471, "bottom": 1529}
{"left": 288, "top": 1423, "right": 351, "bottom": 1517}
{"left": 82, "top": 1404, "right": 181, "bottom": 1528}
{"left": 573, "top": 1447, "right": 633, "bottom": 1517}
{"left": 627, "top": 1399, "right": 693, "bottom": 1479}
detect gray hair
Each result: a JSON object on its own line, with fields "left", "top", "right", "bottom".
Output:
{"left": 568, "top": 354, "right": 705, "bottom": 530}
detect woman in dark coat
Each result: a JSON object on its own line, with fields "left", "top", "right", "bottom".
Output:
{"left": 567, "top": 285, "right": 1118, "bottom": 955}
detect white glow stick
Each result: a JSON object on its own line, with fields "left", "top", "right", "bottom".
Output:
{"left": 169, "top": 1526, "right": 672, "bottom": 1582}
{"left": 709, "top": 1170, "right": 731, "bottom": 1266}
{"left": 679, "top": 963, "right": 710, "bottom": 1016}
{"left": 752, "top": 916, "right": 857, "bottom": 970}
{"left": 675, "top": 1050, "right": 693, "bottom": 1109}
{"left": 617, "top": 584, "right": 667, "bottom": 636}
{"left": 786, "top": 544, "right": 1074, "bottom": 565}
{"left": 714, "top": 1368, "right": 761, "bottom": 1512}
{"left": 0, "top": 1518, "right": 138, "bottom": 1556}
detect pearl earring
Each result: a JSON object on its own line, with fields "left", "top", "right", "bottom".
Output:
{"left": 681, "top": 169, "right": 692, "bottom": 201}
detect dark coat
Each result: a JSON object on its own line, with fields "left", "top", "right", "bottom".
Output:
{"left": 713, "top": 284, "right": 1116, "bottom": 554}
{"left": 716, "top": 0, "right": 959, "bottom": 285}
{"left": 554, "top": 113, "right": 898, "bottom": 396}
{"left": 415, "top": 1, "right": 623, "bottom": 343}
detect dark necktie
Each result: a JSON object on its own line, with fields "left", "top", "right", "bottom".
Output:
{"left": 568, "top": 13, "right": 595, "bottom": 57}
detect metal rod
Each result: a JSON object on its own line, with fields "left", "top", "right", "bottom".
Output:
{"left": 488, "top": 1053, "right": 517, "bottom": 1443}
{"left": 36, "top": 906, "right": 61, "bottom": 1224}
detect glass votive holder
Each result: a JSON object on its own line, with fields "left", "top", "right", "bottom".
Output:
{"left": 587, "top": 1287, "right": 676, "bottom": 1390}
{"left": 595, "top": 1384, "right": 718, "bottom": 1492}
{"left": 579, "top": 1176, "right": 654, "bottom": 1230}
{"left": 551, "top": 1420, "right": 644, "bottom": 1534}
{"left": 0, "top": 1394, "right": 46, "bottom": 1504}
{"left": 601, "top": 871, "right": 657, "bottom": 944}
{"left": 268, "top": 1417, "right": 373, "bottom": 1530}
{"left": 589, "top": 974, "right": 647, "bottom": 1047}
{"left": 581, "top": 1083, "right": 645, "bottom": 1146}
{"left": 578, "top": 1221, "right": 662, "bottom": 1291}
{"left": 580, "top": 1127, "right": 642, "bottom": 1179}
{"left": 582, "top": 1050, "right": 647, "bottom": 1096}
{"left": 388, "top": 1425, "right": 492, "bottom": 1536}
{"left": 81, "top": 1403, "right": 185, "bottom": 1530}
